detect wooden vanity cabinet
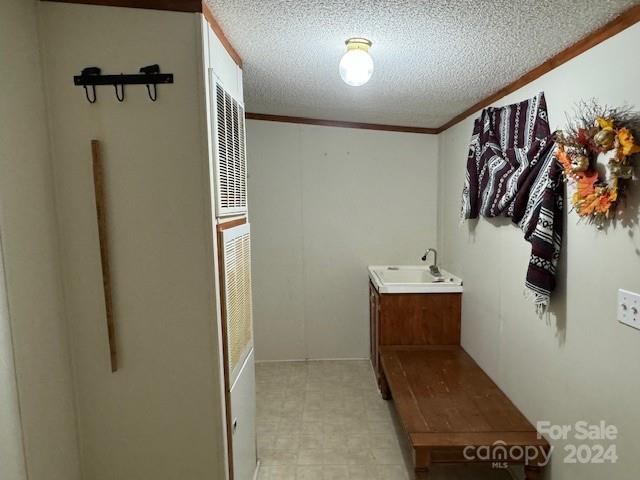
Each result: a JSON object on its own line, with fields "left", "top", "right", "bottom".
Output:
{"left": 369, "top": 281, "right": 462, "bottom": 390}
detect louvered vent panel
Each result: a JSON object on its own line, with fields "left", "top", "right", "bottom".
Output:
{"left": 210, "top": 73, "right": 248, "bottom": 217}
{"left": 239, "top": 106, "right": 246, "bottom": 203}
{"left": 215, "top": 84, "right": 229, "bottom": 208}
{"left": 222, "top": 223, "right": 253, "bottom": 374}
{"left": 224, "top": 90, "right": 235, "bottom": 207}
{"left": 232, "top": 101, "right": 241, "bottom": 205}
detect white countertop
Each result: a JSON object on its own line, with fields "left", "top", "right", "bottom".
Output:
{"left": 368, "top": 265, "right": 463, "bottom": 294}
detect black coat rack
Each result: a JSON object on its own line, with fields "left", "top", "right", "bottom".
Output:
{"left": 74, "top": 64, "right": 174, "bottom": 103}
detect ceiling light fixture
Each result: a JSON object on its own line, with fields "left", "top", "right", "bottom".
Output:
{"left": 339, "top": 38, "right": 373, "bottom": 87}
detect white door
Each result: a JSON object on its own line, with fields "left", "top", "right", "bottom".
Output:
{"left": 219, "top": 222, "right": 256, "bottom": 479}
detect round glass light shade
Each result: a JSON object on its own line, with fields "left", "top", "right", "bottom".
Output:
{"left": 339, "top": 47, "right": 373, "bottom": 86}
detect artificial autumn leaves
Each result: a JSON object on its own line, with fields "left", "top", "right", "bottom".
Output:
{"left": 618, "top": 127, "right": 640, "bottom": 156}
{"left": 555, "top": 103, "right": 640, "bottom": 224}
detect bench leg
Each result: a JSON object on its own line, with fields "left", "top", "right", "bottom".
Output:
{"left": 413, "top": 448, "right": 431, "bottom": 479}
{"left": 414, "top": 467, "right": 430, "bottom": 479}
{"left": 524, "top": 465, "right": 543, "bottom": 479}
{"left": 379, "top": 370, "right": 391, "bottom": 400}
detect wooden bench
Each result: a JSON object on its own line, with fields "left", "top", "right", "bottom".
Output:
{"left": 379, "top": 346, "right": 550, "bottom": 479}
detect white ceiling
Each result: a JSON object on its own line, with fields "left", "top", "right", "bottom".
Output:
{"left": 206, "top": 0, "right": 638, "bottom": 128}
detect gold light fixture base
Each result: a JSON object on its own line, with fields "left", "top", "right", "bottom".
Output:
{"left": 345, "top": 37, "right": 372, "bottom": 52}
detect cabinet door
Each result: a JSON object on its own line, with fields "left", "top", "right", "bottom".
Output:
{"left": 377, "top": 293, "right": 461, "bottom": 346}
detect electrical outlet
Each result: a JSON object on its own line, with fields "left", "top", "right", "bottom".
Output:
{"left": 618, "top": 289, "right": 640, "bottom": 331}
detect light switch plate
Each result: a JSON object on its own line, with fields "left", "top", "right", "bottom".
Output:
{"left": 618, "top": 289, "right": 640, "bottom": 331}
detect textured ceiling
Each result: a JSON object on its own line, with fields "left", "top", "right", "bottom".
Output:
{"left": 206, "top": 0, "right": 638, "bottom": 128}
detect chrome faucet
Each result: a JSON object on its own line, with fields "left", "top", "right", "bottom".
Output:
{"left": 421, "top": 248, "right": 441, "bottom": 277}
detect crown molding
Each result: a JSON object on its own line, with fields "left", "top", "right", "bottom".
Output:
{"left": 201, "top": 1, "right": 242, "bottom": 68}
{"left": 245, "top": 113, "right": 438, "bottom": 135}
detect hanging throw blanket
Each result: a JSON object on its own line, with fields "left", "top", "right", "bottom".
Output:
{"left": 460, "top": 92, "right": 563, "bottom": 313}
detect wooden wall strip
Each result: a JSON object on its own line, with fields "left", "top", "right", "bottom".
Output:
{"left": 202, "top": 1, "right": 243, "bottom": 68}
{"left": 91, "top": 140, "right": 118, "bottom": 372}
{"left": 40, "top": 0, "right": 202, "bottom": 12}
{"left": 216, "top": 217, "right": 247, "bottom": 232}
{"left": 245, "top": 112, "right": 439, "bottom": 135}
{"left": 436, "top": 5, "right": 640, "bottom": 132}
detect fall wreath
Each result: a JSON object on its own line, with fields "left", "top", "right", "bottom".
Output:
{"left": 555, "top": 101, "right": 640, "bottom": 226}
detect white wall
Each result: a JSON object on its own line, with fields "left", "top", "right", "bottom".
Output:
{"left": 38, "top": 4, "right": 226, "bottom": 479}
{"left": 0, "top": 235, "right": 26, "bottom": 480}
{"left": 438, "top": 23, "right": 640, "bottom": 480}
{"left": 0, "top": 2, "right": 81, "bottom": 480}
{"left": 247, "top": 121, "right": 439, "bottom": 361}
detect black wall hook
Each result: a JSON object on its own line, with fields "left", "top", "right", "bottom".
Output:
{"left": 74, "top": 64, "right": 173, "bottom": 104}
{"left": 140, "top": 64, "right": 160, "bottom": 102}
{"left": 79, "top": 67, "right": 101, "bottom": 103}
{"left": 146, "top": 84, "right": 158, "bottom": 102}
{"left": 114, "top": 76, "right": 125, "bottom": 102}
{"left": 84, "top": 85, "right": 97, "bottom": 103}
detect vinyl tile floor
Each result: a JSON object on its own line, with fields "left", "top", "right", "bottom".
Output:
{"left": 255, "top": 360, "right": 516, "bottom": 480}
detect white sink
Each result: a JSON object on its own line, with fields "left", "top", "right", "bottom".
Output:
{"left": 368, "top": 265, "right": 463, "bottom": 294}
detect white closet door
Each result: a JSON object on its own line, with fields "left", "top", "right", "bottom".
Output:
{"left": 210, "top": 70, "right": 248, "bottom": 218}
{"left": 219, "top": 222, "right": 256, "bottom": 479}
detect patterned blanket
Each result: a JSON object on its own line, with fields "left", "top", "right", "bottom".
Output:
{"left": 460, "top": 93, "right": 563, "bottom": 313}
